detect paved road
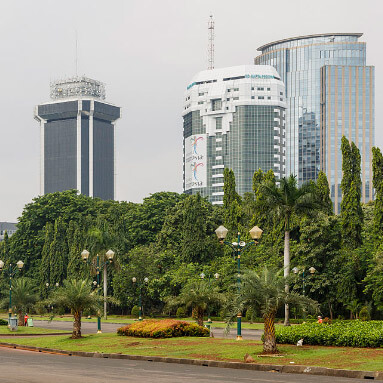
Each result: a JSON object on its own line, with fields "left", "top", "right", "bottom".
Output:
{"left": 33, "top": 320, "right": 263, "bottom": 340}
{"left": 0, "top": 347, "right": 368, "bottom": 383}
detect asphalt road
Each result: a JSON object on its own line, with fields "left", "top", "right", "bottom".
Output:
{"left": 32, "top": 320, "right": 263, "bottom": 340}
{"left": 0, "top": 347, "right": 368, "bottom": 383}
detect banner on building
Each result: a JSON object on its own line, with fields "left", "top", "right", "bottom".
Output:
{"left": 185, "top": 134, "right": 207, "bottom": 190}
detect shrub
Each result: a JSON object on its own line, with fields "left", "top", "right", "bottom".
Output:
{"left": 359, "top": 306, "right": 371, "bottom": 321}
{"left": 117, "top": 319, "right": 209, "bottom": 338}
{"left": 276, "top": 320, "right": 383, "bottom": 347}
{"left": 131, "top": 305, "right": 140, "bottom": 318}
{"left": 0, "top": 319, "right": 8, "bottom": 326}
{"left": 176, "top": 307, "right": 186, "bottom": 318}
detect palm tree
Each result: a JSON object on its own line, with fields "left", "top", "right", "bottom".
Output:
{"left": 226, "top": 267, "right": 318, "bottom": 354}
{"left": 258, "top": 175, "right": 317, "bottom": 325}
{"left": 49, "top": 279, "right": 102, "bottom": 339}
{"left": 166, "top": 280, "right": 223, "bottom": 326}
{"left": 7, "top": 278, "right": 38, "bottom": 326}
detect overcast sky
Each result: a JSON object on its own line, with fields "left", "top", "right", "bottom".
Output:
{"left": 0, "top": 0, "right": 381, "bottom": 221}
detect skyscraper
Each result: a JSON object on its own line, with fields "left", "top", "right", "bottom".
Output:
{"left": 255, "top": 33, "right": 374, "bottom": 213}
{"left": 34, "top": 77, "right": 121, "bottom": 200}
{"left": 183, "top": 65, "right": 286, "bottom": 204}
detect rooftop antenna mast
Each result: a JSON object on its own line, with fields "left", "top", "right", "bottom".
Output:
{"left": 208, "top": 15, "right": 214, "bottom": 70}
{"left": 75, "top": 30, "right": 78, "bottom": 76}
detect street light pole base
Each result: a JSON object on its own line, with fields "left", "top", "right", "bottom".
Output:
{"left": 97, "top": 330, "right": 102, "bottom": 334}
{"left": 236, "top": 335, "right": 243, "bottom": 341}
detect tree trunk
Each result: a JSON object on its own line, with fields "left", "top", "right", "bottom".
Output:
{"left": 329, "top": 302, "right": 333, "bottom": 321}
{"left": 284, "top": 230, "right": 290, "bottom": 326}
{"left": 193, "top": 307, "right": 204, "bottom": 326}
{"left": 103, "top": 265, "right": 107, "bottom": 320}
{"left": 263, "top": 312, "right": 278, "bottom": 354}
{"left": 72, "top": 311, "right": 82, "bottom": 339}
{"left": 18, "top": 310, "right": 24, "bottom": 327}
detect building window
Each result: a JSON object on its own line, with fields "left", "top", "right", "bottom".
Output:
{"left": 198, "top": 93, "right": 204, "bottom": 96}
{"left": 251, "top": 87, "right": 254, "bottom": 90}
{"left": 227, "top": 89, "right": 231, "bottom": 92}
{"left": 226, "top": 98, "right": 230, "bottom": 101}
{"left": 267, "top": 96, "right": 271, "bottom": 100}
{"left": 258, "top": 96, "right": 264, "bottom": 100}
{"left": 257, "top": 87, "right": 264, "bottom": 91}
{"left": 198, "top": 101, "right": 204, "bottom": 105}
{"left": 280, "top": 92, "right": 283, "bottom": 95}
{"left": 280, "top": 98, "right": 283, "bottom": 101}
{"left": 233, "top": 97, "right": 239, "bottom": 100}
{"left": 233, "top": 88, "right": 239, "bottom": 91}
{"left": 216, "top": 117, "right": 222, "bottom": 130}
{"left": 267, "top": 87, "right": 271, "bottom": 91}
{"left": 211, "top": 99, "right": 222, "bottom": 111}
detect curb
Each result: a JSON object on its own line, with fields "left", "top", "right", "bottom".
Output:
{"left": 0, "top": 342, "right": 381, "bottom": 380}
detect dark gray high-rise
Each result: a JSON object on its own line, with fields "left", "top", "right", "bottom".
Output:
{"left": 34, "top": 77, "right": 121, "bottom": 200}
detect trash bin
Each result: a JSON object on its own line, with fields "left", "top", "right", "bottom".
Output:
{"left": 27, "top": 318, "right": 33, "bottom": 327}
{"left": 9, "top": 317, "right": 18, "bottom": 331}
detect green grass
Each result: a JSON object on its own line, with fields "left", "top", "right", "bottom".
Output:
{"left": 0, "top": 326, "right": 68, "bottom": 335}
{"left": 0, "top": 314, "right": 272, "bottom": 330}
{"left": 1, "top": 333, "right": 382, "bottom": 371}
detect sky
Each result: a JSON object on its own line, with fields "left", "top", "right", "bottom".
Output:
{"left": 0, "top": 0, "right": 382, "bottom": 222}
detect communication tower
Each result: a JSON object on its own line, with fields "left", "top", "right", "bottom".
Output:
{"left": 208, "top": 15, "right": 214, "bottom": 70}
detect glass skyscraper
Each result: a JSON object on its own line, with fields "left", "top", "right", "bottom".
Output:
{"left": 255, "top": 33, "right": 375, "bottom": 213}
{"left": 34, "top": 77, "right": 121, "bottom": 200}
{"left": 183, "top": 65, "right": 286, "bottom": 204}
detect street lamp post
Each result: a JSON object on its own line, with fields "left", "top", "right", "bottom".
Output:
{"left": 132, "top": 277, "right": 149, "bottom": 321}
{"left": 200, "top": 272, "right": 219, "bottom": 333}
{"left": 215, "top": 225, "right": 263, "bottom": 340}
{"left": 292, "top": 266, "right": 316, "bottom": 296}
{"left": 45, "top": 282, "right": 59, "bottom": 312}
{"left": 292, "top": 266, "right": 316, "bottom": 319}
{"left": 81, "top": 249, "right": 115, "bottom": 333}
{"left": 0, "top": 260, "right": 24, "bottom": 322}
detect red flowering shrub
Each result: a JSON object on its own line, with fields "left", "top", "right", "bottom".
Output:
{"left": 117, "top": 319, "right": 209, "bottom": 338}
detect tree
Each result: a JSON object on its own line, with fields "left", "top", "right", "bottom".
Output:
{"left": 316, "top": 171, "right": 333, "bottom": 215}
{"left": 38, "top": 223, "right": 54, "bottom": 298}
{"left": 258, "top": 175, "right": 317, "bottom": 325}
{"left": 341, "top": 137, "right": 363, "bottom": 248}
{"left": 49, "top": 218, "right": 67, "bottom": 286}
{"left": 49, "top": 279, "right": 102, "bottom": 338}
{"left": 223, "top": 168, "right": 242, "bottom": 234}
{"left": 226, "top": 267, "right": 318, "bottom": 354}
{"left": 166, "top": 280, "right": 223, "bottom": 326}
{"left": 6, "top": 278, "right": 38, "bottom": 326}
{"left": 372, "top": 147, "right": 383, "bottom": 237}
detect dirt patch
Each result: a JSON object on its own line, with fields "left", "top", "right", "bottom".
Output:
{"left": 189, "top": 353, "right": 240, "bottom": 362}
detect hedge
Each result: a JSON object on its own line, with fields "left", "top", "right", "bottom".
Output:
{"left": 0, "top": 319, "right": 7, "bottom": 326}
{"left": 275, "top": 320, "right": 383, "bottom": 347}
{"left": 117, "top": 319, "right": 209, "bottom": 338}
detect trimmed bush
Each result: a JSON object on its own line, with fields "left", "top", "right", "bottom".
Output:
{"left": 117, "top": 319, "right": 209, "bottom": 338}
{"left": 176, "top": 307, "right": 186, "bottom": 318}
{"left": 131, "top": 305, "right": 140, "bottom": 318}
{"left": 0, "top": 319, "right": 8, "bottom": 326}
{"left": 276, "top": 320, "right": 383, "bottom": 348}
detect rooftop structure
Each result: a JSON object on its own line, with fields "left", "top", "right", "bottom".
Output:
{"left": 50, "top": 76, "right": 106, "bottom": 100}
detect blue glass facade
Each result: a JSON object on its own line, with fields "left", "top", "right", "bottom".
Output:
{"left": 36, "top": 99, "right": 120, "bottom": 200}
{"left": 321, "top": 65, "right": 375, "bottom": 213}
{"left": 255, "top": 34, "right": 368, "bottom": 185}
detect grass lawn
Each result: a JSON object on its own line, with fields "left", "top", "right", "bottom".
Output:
{"left": 1, "top": 314, "right": 272, "bottom": 330}
{"left": 0, "top": 326, "right": 68, "bottom": 335}
{"left": 0, "top": 333, "right": 382, "bottom": 371}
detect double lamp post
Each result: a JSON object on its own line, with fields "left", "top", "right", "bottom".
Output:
{"left": 0, "top": 260, "right": 24, "bottom": 321}
{"left": 215, "top": 225, "right": 263, "bottom": 340}
{"left": 81, "top": 249, "right": 115, "bottom": 333}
